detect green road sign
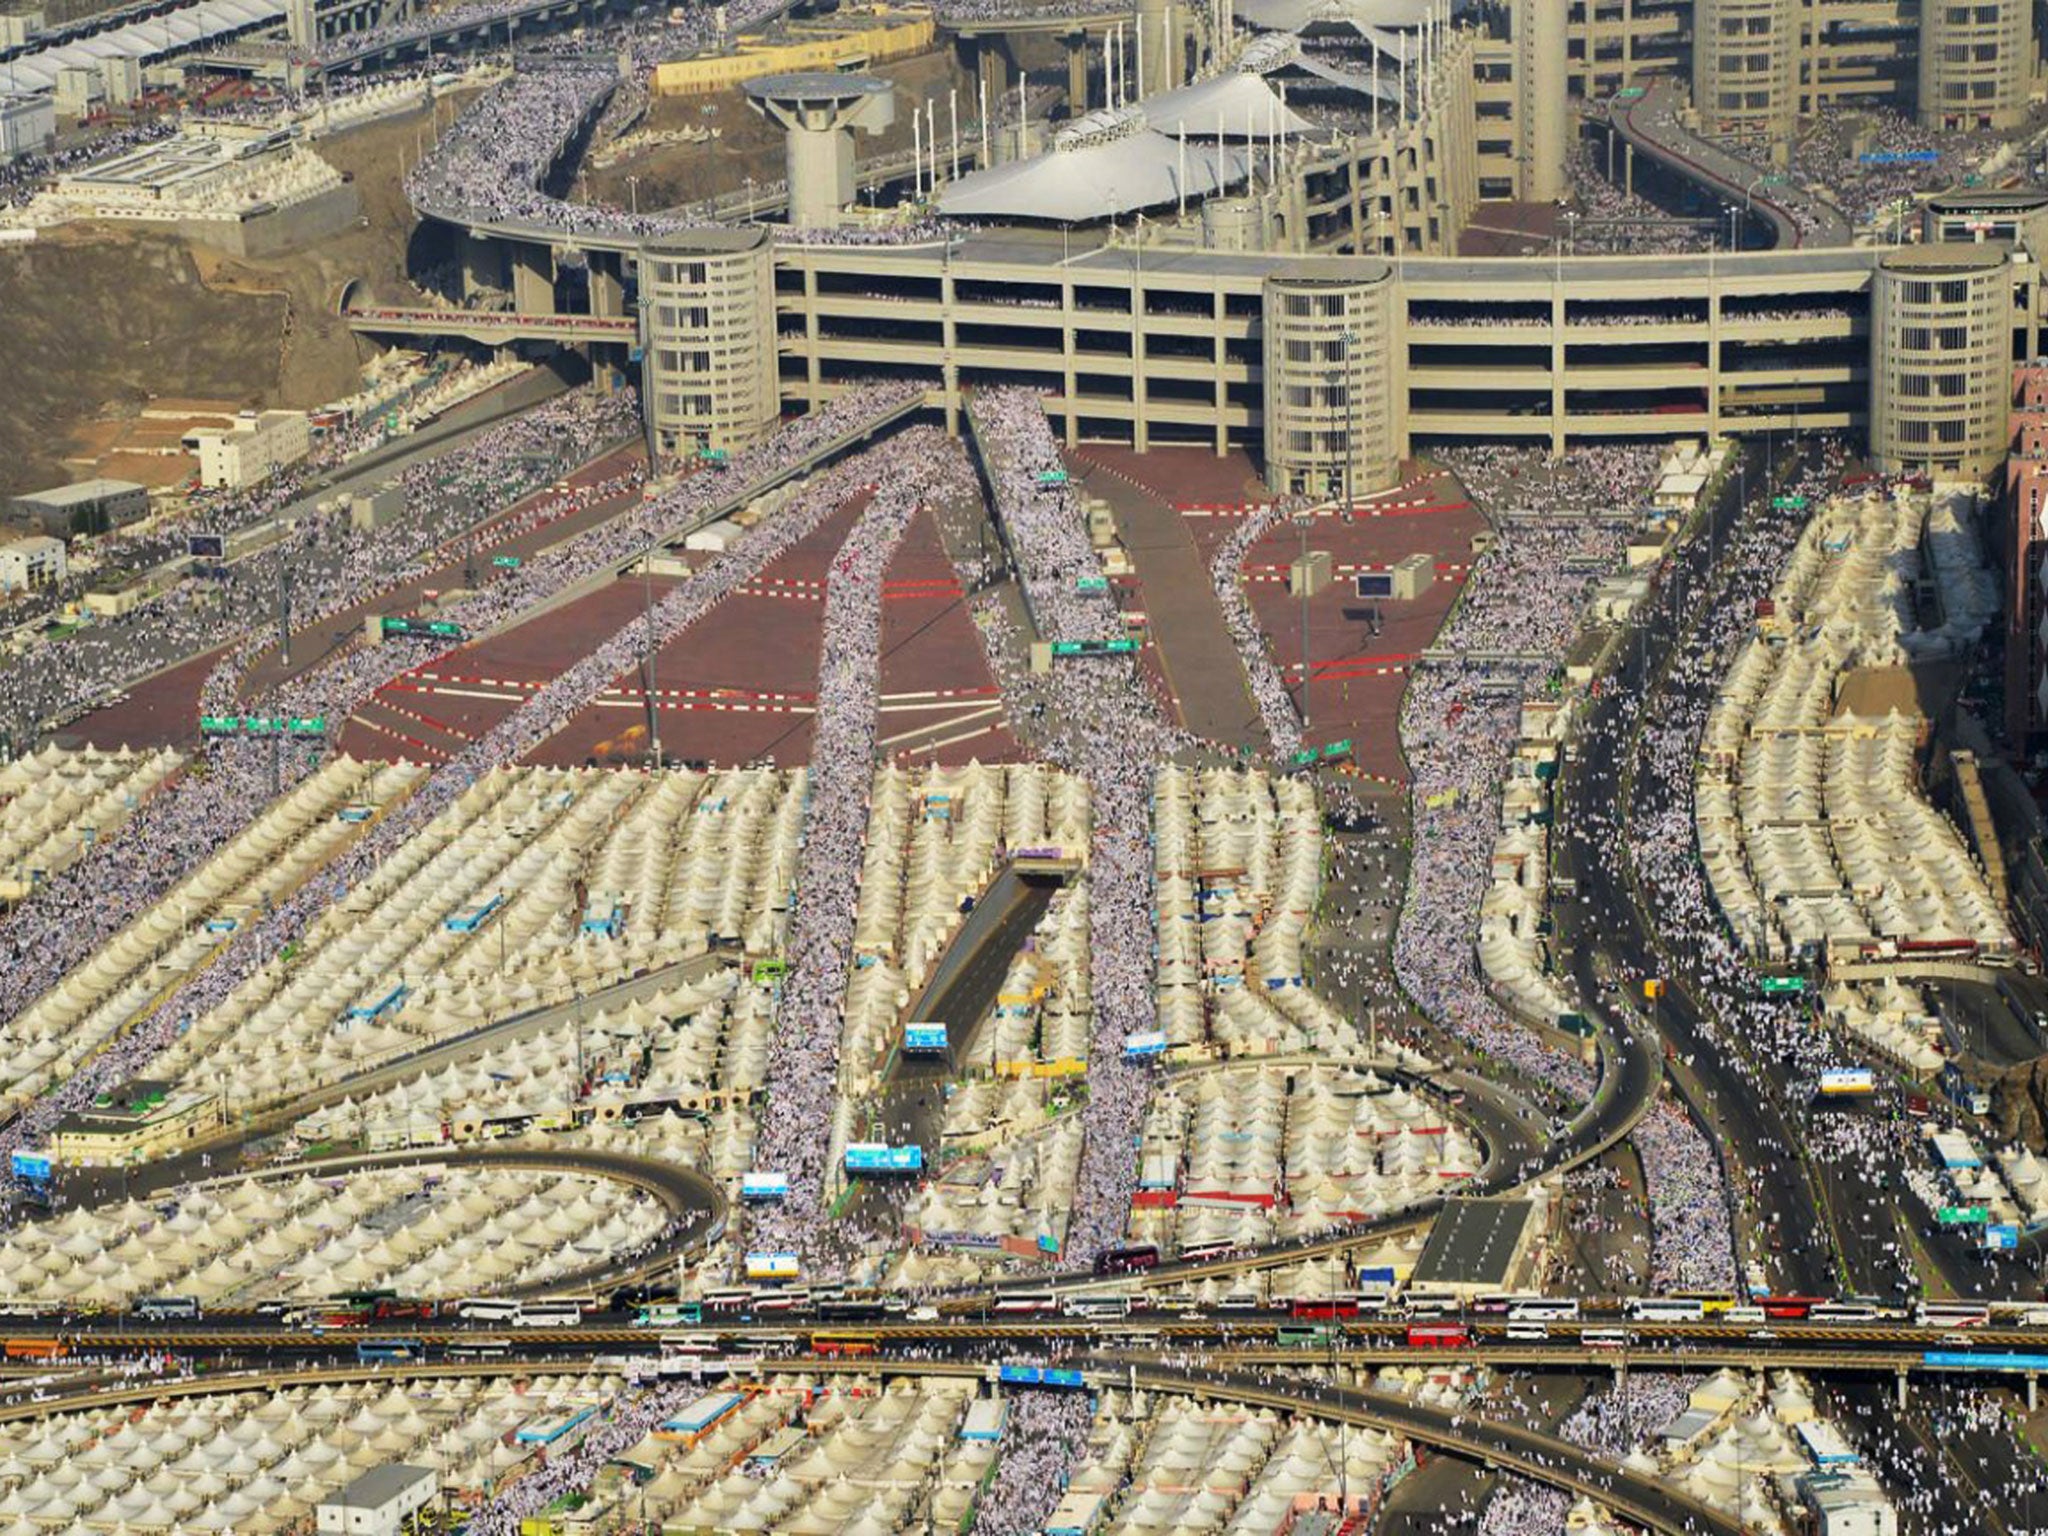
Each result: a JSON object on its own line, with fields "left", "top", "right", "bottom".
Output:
{"left": 382, "top": 617, "right": 468, "bottom": 640}
{"left": 1938, "top": 1205, "right": 1989, "bottom": 1226}
{"left": 1771, "top": 496, "right": 1808, "bottom": 511}
{"left": 1075, "top": 576, "right": 1108, "bottom": 594}
{"left": 1322, "top": 739, "right": 1354, "bottom": 760}
{"left": 492, "top": 555, "right": 522, "bottom": 570}
{"left": 1049, "top": 638, "right": 1138, "bottom": 658}
{"left": 1759, "top": 975, "right": 1808, "bottom": 995}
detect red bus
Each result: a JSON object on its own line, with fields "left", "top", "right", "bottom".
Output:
{"left": 1762, "top": 1295, "right": 1827, "bottom": 1320}
{"left": 1094, "top": 1245, "right": 1160, "bottom": 1276}
{"left": 811, "top": 1332, "right": 879, "bottom": 1358}
{"left": 1292, "top": 1297, "right": 1361, "bottom": 1321}
{"left": 1407, "top": 1323, "right": 1471, "bottom": 1348}
{"left": 4, "top": 1339, "right": 66, "bottom": 1360}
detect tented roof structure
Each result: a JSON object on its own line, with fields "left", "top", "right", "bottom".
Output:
{"left": 938, "top": 110, "right": 1252, "bottom": 220}
{"left": 1144, "top": 70, "right": 1316, "bottom": 138}
{"left": 3, "top": 0, "right": 283, "bottom": 93}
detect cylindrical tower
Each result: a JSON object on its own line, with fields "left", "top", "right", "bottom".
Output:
{"left": 1513, "top": 0, "right": 1567, "bottom": 203}
{"left": 637, "top": 228, "right": 781, "bottom": 457}
{"left": 1691, "top": 0, "right": 1799, "bottom": 143}
{"left": 1918, "top": 0, "right": 2031, "bottom": 131}
{"left": 1261, "top": 262, "right": 1400, "bottom": 498}
{"left": 742, "top": 73, "right": 895, "bottom": 230}
{"left": 1869, "top": 244, "right": 2012, "bottom": 480}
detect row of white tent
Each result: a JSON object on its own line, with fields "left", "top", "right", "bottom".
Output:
{"left": 1130, "top": 1065, "right": 1478, "bottom": 1255}
{"left": 0, "top": 755, "right": 413, "bottom": 1110}
{"left": 662, "top": 1375, "right": 986, "bottom": 1534}
{"left": 1477, "top": 757, "right": 1575, "bottom": 1030}
{"left": 0, "top": 1372, "right": 617, "bottom": 1530}
{"left": 828, "top": 764, "right": 1085, "bottom": 1201}
{"left": 149, "top": 763, "right": 802, "bottom": 1115}
{"left": 1696, "top": 489, "right": 2012, "bottom": 962}
{"left": 295, "top": 967, "right": 759, "bottom": 1139}
{"left": 1059, "top": 1387, "right": 1403, "bottom": 1536}
{"left": 0, "top": 1163, "right": 664, "bottom": 1308}
{"left": 0, "top": 743, "right": 180, "bottom": 898}
{"left": 1155, "top": 765, "right": 1364, "bottom": 1057}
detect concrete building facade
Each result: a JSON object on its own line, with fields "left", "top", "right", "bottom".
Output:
{"left": 0, "top": 536, "right": 66, "bottom": 594}
{"left": 1260, "top": 262, "right": 1399, "bottom": 497}
{"left": 1691, "top": 0, "right": 1803, "bottom": 142}
{"left": 640, "top": 227, "right": 782, "bottom": 455}
{"left": 1919, "top": 0, "right": 2033, "bottom": 129}
{"left": 190, "top": 410, "right": 312, "bottom": 489}
{"left": 1867, "top": 243, "right": 2013, "bottom": 479}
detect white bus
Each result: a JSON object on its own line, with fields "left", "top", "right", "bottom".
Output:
{"left": 1064, "top": 1296, "right": 1132, "bottom": 1320}
{"left": 1624, "top": 1297, "right": 1704, "bottom": 1322}
{"left": 1505, "top": 1321, "right": 1550, "bottom": 1341}
{"left": 994, "top": 1292, "right": 1059, "bottom": 1315}
{"left": 661, "top": 1333, "right": 724, "bottom": 1356}
{"left": 1914, "top": 1301, "right": 1990, "bottom": 1329}
{"left": 516, "top": 1301, "right": 583, "bottom": 1327}
{"left": 457, "top": 1298, "right": 523, "bottom": 1324}
{"left": 1581, "top": 1327, "right": 1629, "bottom": 1350}
{"left": 447, "top": 1337, "right": 512, "bottom": 1360}
{"left": 1507, "top": 1298, "right": 1582, "bottom": 1322}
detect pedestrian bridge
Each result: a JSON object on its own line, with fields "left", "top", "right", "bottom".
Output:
{"left": 344, "top": 306, "right": 638, "bottom": 345}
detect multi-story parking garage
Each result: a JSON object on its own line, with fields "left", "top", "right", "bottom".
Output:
{"left": 349, "top": 0, "right": 2048, "bottom": 494}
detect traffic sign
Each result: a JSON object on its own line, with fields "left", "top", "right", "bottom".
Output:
{"left": 1938, "top": 1204, "right": 1989, "bottom": 1226}
{"left": 1049, "top": 638, "right": 1138, "bottom": 658}
{"left": 492, "top": 555, "right": 522, "bottom": 570}
{"left": 1771, "top": 496, "right": 1808, "bottom": 511}
{"left": 1759, "top": 975, "right": 1807, "bottom": 995}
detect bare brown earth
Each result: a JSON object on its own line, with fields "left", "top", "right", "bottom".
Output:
{"left": 586, "top": 49, "right": 973, "bottom": 211}
{"left": 0, "top": 96, "right": 464, "bottom": 499}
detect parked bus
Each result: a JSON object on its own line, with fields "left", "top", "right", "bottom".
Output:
{"left": 1505, "top": 1321, "right": 1550, "bottom": 1341}
{"left": 447, "top": 1337, "right": 512, "bottom": 1361}
{"left": 457, "top": 1298, "right": 523, "bottom": 1324}
{"left": 516, "top": 1301, "right": 583, "bottom": 1327}
{"left": 1278, "top": 1325, "right": 1334, "bottom": 1349}
{"left": 1624, "top": 1297, "right": 1704, "bottom": 1322}
{"left": 133, "top": 1296, "right": 200, "bottom": 1321}
{"left": 1810, "top": 1299, "right": 1892, "bottom": 1322}
{"left": 1581, "top": 1327, "right": 1629, "bottom": 1350}
{"left": 1762, "top": 1295, "right": 1828, "bottom": 1320}
{"left": 1094, "top": 1244, "right": 1160, "bottom": 1276}
{"left": 1507, "top": 1298, "right": 1582, "bottom": 1322}
{"left": 1407, "top": 1323, "right": 1471, "bottom": 1348}
{"left": 1291, "top": 1296, "right": 1361, "bottom": 1322}
{"left": 1064, "top": 1295, "right": 1131, "bottom": 1320}
{"left": 1916, "top": 1301, "right": 1991, "bottom": 1329}
{"left": 811, "top": 1332, "right": 881, "bottom": 1358}
{"left": 3, "top": 1339, "right": 66, "bottom": 1360}
{"left": 357, "top": 1338, "right": 426, "bottom": 1364}
{"left": 994, "top": 1292, "right": 1059, "bottom": 1315}
{"left": 661, "top": 1333, "right": 724, "bottom": 1356}
{"left": 635, "top": 1302, "right": 703, "bottom": 1328}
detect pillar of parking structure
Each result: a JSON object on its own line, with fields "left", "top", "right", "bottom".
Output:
{"left": 1137, "top": 0, "right": 1183, "bottom": 97}
{"left": 511, "top": 244, "right": 555, "bottom": 314}
{"left": 589, "top": 260, "right": 625, "bottom": 318}
{"left": 978, "top": 38, "right": 1015, "bottom": 153}
{"left": 462, "top": 233, "right": 506, "bottom": 302}
{"left": 2032, "top": 1373, "right": 2039, "bottom": 1412}
{"left": 1511, "top": 0, "right": 1565, "bottom": 202}
{"left": 743, "top": 73, "right": 895, "bottom": 229}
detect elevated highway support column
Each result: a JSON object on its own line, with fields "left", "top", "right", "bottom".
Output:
{"left": 511, "top": 243, "right": 556, "bottom": 315}
{"left": 1065, "top": 30, "right": 1088, "bottom": 112}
